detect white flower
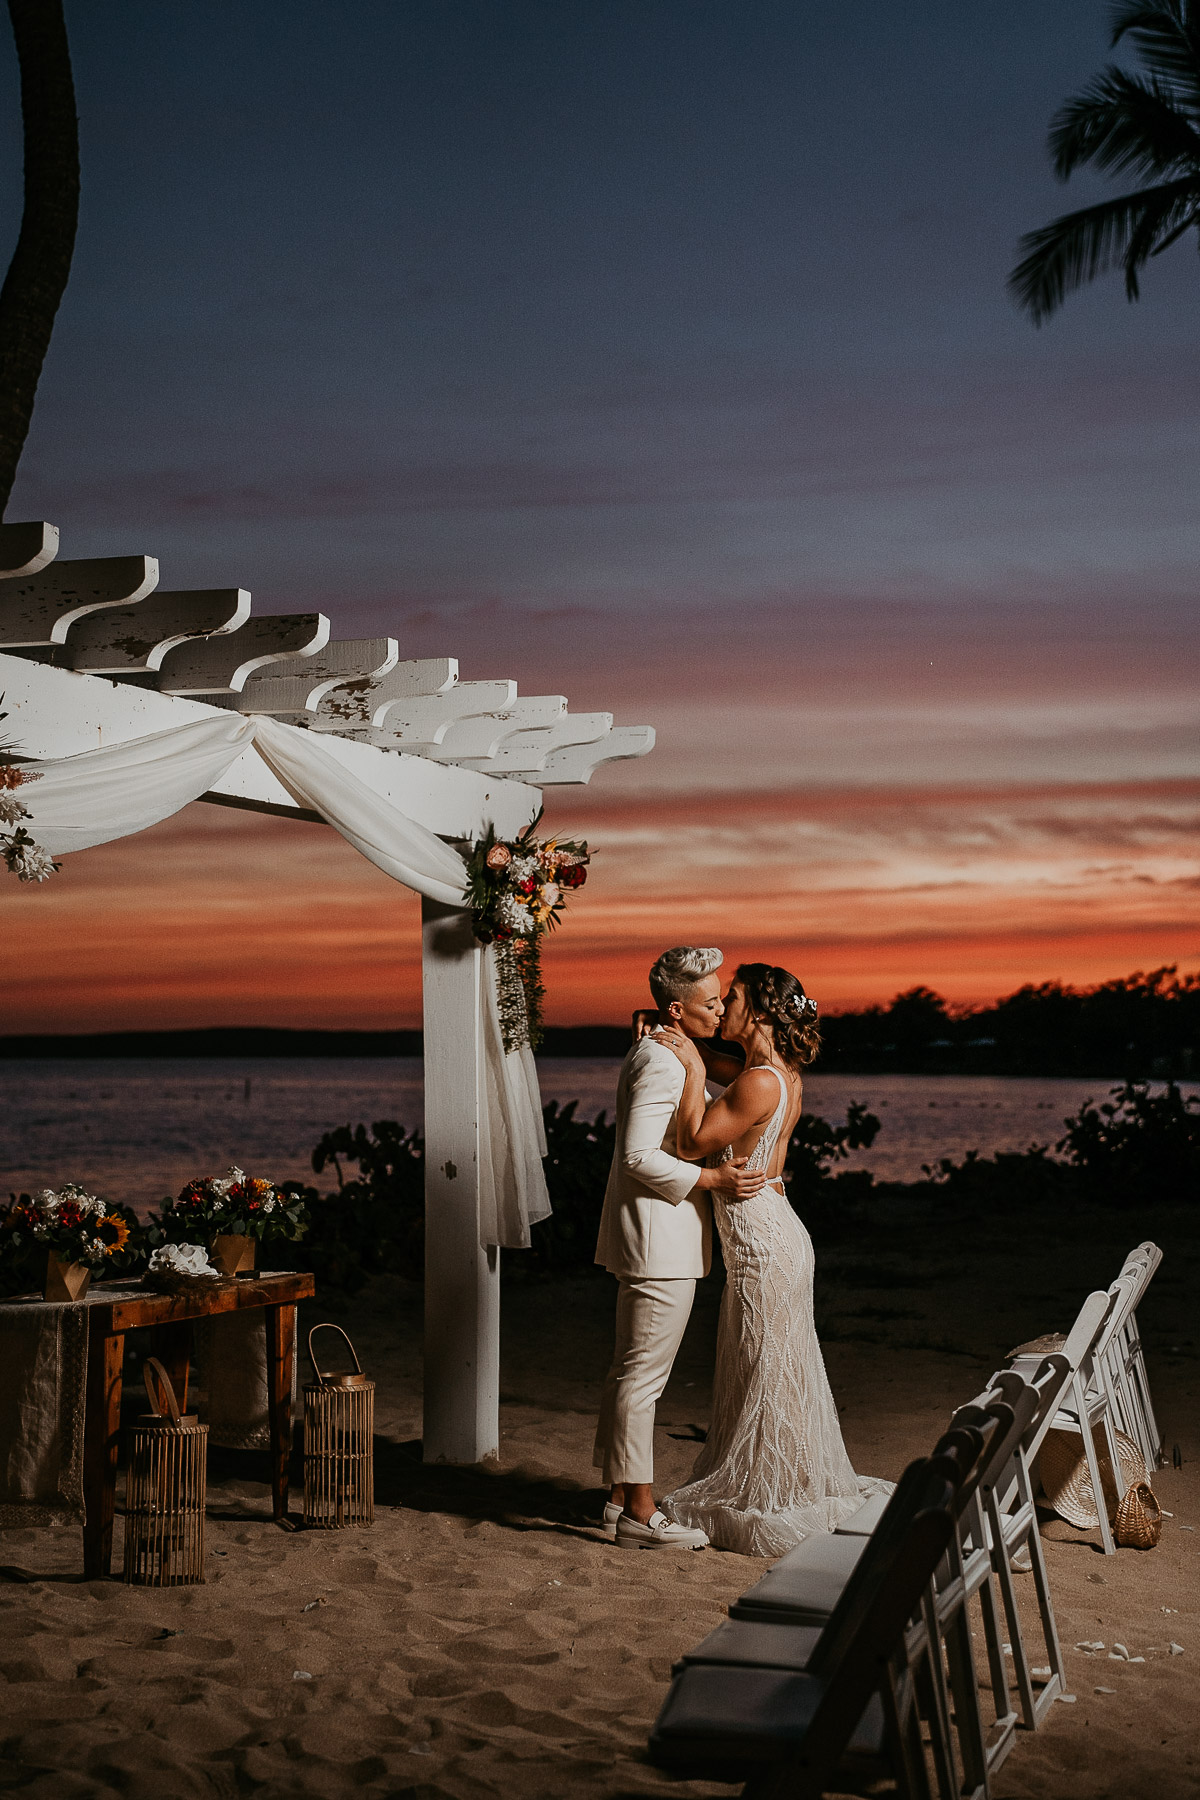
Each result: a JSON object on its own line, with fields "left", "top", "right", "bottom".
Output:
{"left": 495, "top": 891, "right": 535, "bottom": 936}
{"left": 540, "top": 882, "right": 561, "bottom": 907}
{"left": 508, "top": 854, "right": 538, "bottom": 883}
{"left": 150, "top": 1243, "right": 217, "bottom": 1277}
{"left": 211, "top": 1165, "right": 244, "bottom": 1197}
{"left": 0, "top": 793, "right": 29, "bottom": 826}
{"left": 262, "top": 1195, "right": 277, "bottom": 1213}
{"left": 3, "top": 829, "right": 58, "bottom": 882}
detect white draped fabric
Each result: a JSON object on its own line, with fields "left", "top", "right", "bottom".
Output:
{"left": 19, "top": 713, "right": 550, "bottom": 1248}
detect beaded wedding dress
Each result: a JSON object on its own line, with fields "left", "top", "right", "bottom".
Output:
{"left": 663, "top": 1065, "right": 892, "bottom": 1557}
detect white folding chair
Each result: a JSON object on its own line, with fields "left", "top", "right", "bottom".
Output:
{"left": 974, "top": 1359, "right": 1072, "bottom": 1735}
{"left": 679, "top": 1439, "right": 989, "bottom": 1800}
{"left": 731, "top": 1407, "right": 1020, "bottom": 1800}
{"left": 1101, "top": 1244, "right": 1163, "bottom": 1472}
{"left": 1010, "top": 1288, "right": 1122, "bottom": 1553}
{"left": 932, "top": 1380, "right": 1041, "bottom": 1798}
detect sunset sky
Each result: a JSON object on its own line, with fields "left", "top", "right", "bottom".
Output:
{"left": 1, "top": 0, "right": 1198, "bottom": 1031}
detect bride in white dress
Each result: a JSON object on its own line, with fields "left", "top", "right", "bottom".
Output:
{"left": 655, "top": 963, "right": 891, "bottom": 1557}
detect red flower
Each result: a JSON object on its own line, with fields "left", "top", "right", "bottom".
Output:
{"left": 518, "top": 878, "right": 536, "bottom": 895}
{"left": 559, "top": 863, "right": 587, "bottom": 888}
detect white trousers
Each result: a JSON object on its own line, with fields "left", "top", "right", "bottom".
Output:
{"left": 592, "top": 1274, "right": 697, "bottom": 1487}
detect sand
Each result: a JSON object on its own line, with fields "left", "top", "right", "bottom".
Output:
{"left": 1, "top": 1200, "right": 1197, "bottom": 1800}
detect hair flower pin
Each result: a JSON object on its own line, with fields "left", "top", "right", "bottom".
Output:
{"left": 792, "top": 993, "right": 818, "bottom": 1019}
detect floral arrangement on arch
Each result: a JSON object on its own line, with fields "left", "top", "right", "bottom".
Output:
{"left": 464, "top": 817, "right": 589, "bottom": 1053}
{"left": 154, "top": 1166, "right": 309, "bottom": 1247}
{"left": 0, "top": 699, "right": 59, "bottom": 882}
{"left": 1, "top": 1184, "right": 130, "bottom": 1269}
{"left": 0, "top": 764, "right": 59, "bottom": 882}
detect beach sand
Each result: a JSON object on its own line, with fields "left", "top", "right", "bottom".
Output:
{"left": 1, "top": 1202, "right": 1197, "bottom": 1800}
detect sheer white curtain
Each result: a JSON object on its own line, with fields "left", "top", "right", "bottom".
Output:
{"left": 19, "top": 713, "right": 550, "bottom": 1248}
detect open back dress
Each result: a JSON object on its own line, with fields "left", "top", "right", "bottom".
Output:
{"left": 663, "top": 1064, "right": 892, "bottom": 1556}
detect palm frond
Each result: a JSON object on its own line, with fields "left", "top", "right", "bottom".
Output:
{"left": 1050, "top": 67, "right": 1200, "bottom": 179}
{"left": 1008, "top": 176, "right": 1200, "bottom": 320}
{"left": 1121, "top": 182, "right": 1200, "bottom": 290}
{"left": 1110, "top": 1, "right": 1200, "bottom": 108}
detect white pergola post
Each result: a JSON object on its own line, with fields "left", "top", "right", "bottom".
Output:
{"left": 420, "top": 897, "right": 501, "bottom": 1464}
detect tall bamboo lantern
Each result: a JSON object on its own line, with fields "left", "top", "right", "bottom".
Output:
{"left": 123, "top": 1358, "right": 207, "bottom": 1586}
{"left": 303, "top": 1325, "right": 374, "bottom": 1528}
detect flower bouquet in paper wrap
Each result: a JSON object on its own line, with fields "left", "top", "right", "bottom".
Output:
{"left": 464, "top": 818, "right": 589, "bottom": 1052}
{"left": 0, "top": 1184, "right": 132, "bottom": 1300}
{"left": 152, "top": 1167, "right": 309, "bottom": 1275}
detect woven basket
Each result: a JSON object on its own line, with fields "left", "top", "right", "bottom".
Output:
{"left": 1115, "top": 1480, "right": 1162, "bottom": 1549}
{"left": 1039, "top": 1425, "right": 1145, "bottom": 1530}
{"left": 303, "top": 1324, "right": 374, "bottom": 1529}
{"left": 123, "top": 1358, "right": 207, "bottom": 1586}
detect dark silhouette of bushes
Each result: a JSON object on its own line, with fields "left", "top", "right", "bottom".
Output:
{"left": 919, "top": 1082, "right": 1200, "bottom": 1210}
{"left": 819, "top": 966, "right": 1200, "bottom": 1078}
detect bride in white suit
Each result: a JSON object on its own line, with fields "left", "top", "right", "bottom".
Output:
{"left": 593, "top": 947, "right": 767, "bottom": 1550}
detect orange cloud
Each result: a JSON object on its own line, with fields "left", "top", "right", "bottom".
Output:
{"left": 2, "top": 775, "right": 1196, "bottom": 1031}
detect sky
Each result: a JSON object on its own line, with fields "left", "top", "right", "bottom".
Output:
{"left": 1, "top": 0, "right": 1197, "bottom": 1030}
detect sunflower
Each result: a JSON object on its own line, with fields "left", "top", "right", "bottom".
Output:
{"left": 97, "top": 1215, "right": 130, "bottom": 1254}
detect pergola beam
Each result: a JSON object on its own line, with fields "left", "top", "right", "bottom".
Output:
{"left": 0, "top": 652, "right": 542, "bottom": 841}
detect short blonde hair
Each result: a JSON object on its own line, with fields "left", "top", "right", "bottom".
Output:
{"left": 649, "top": 946, "right": 723, "bottom": 1010}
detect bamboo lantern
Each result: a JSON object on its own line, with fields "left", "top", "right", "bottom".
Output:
{"left": 123, "top": 1358, "right": 207, "bottom": 1586}
{"left": 303, "top": 1324, "right": 374, "bottom": 1529}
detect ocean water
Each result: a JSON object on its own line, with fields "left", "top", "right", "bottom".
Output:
{"left": 2, "top": 1057, "right": 1178, "bottom": 1215}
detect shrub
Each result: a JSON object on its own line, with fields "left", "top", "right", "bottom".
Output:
{"left": 917, "top": 1080, "right": 1200, "bottom": 1210}
{"left": 522, "top": 1100, "right": 615, "bottom": 1275}
{"left": 1058, "top": 1080, "right": 1200, "bottom": 1205}
{"left": 286, "top": 1120, "right": 426, "bottom": 1290}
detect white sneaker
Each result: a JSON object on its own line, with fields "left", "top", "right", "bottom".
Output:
{"left": 601, "top": 1501, "right": 623, "bottom": 1540}
{"left": 615, "top": 1508, "right": 709, "bottom": 1551}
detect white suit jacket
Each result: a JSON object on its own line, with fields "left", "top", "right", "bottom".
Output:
{"left": 594, "top": 1036, "right": 712, "bottom": 1280}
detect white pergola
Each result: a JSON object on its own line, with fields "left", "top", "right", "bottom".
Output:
{"left": 0, "top": 519, "right": 653, "bottom": 1464}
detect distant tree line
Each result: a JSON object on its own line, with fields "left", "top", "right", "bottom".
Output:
{"left": 816, "top": 966, "right": 1200, "bottom": 1079}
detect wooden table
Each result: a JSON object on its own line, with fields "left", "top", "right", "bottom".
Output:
{"left": 81, "top": 1272, "right": 315, "bottom": 1577}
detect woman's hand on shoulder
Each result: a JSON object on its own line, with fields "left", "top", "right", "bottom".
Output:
{"left": 631, "top": 1008, "right": 658, "bottom": 1043}
{"left": 651, "top": 1026, "right": 705, "bottom": 1072}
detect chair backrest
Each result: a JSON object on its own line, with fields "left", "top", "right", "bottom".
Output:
{"left": 808, "top": 1430, "right": 981, "bottom": 1681}
{"left": 1119, "top": 1240, "right": 1160, "bottom": 1280}
{"left": 984, "top": 1352, "right": 1072, "bottom": 1486}
{"left": 945, "top": 1396, "right": 1021, "bottom": 1507}
{"left": 1063, "top": 1289, "right": 1113, "bottom": 1370}
{"left": 779, "top": 1452, "right": 969, "bottom": 1798}
{"left": 1096, "top": 1272, "right": 1145, "bottom": 1359}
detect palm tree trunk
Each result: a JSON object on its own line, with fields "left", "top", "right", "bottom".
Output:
{"left": 0, "top": 0, "right": 79, "bottom": 519}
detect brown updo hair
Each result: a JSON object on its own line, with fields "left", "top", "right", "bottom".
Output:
{"left": 736, "top": 963, "right": 821, "bottom": 1069}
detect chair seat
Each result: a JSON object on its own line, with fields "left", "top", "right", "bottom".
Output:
{"left": 679, "top": 1617, "right": 824, "bottom": 1671}
{"left": 650, "top": 1662, "right": 887, "bottom": 1783}
{"left": 732, "top": 1530, "right": 866, "bottom": 1624}
{"left": 835, "top": 1491, "right": 891, "bottom": 1536}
